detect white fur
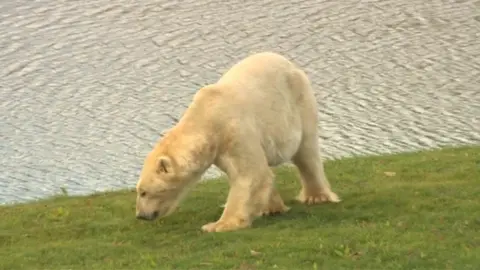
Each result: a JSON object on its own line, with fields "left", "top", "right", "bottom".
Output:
{"left": 135, "top": 52, "right": 340, "bottom": 232}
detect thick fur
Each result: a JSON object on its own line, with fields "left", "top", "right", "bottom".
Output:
{"left": 135, "top": 52, "right": 340, "bottom": 232}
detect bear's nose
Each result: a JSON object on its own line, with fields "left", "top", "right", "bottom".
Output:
{"left": 136, "top": 211, "right": 159, "bottom": 220}
{"left": 136, "top": 213, "right": 148, "bottom": 220}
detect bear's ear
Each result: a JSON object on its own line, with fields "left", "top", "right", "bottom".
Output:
{"left": 156, "top": 156, "right": 173, "bottom": 174}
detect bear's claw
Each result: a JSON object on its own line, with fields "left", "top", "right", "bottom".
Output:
{"left": 297, "top": 191, "right": 341, "bottom": 205}
{"left": 201, "top": 220, "right": 251, "bottom": 233}
{"left": 261, "top": 204, "right": 290, "bottom": 216}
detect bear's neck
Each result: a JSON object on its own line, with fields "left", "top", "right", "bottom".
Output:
{"left": 161, "top": 122, "right": 218, "bottom": 177}
{"left": 161, "top": 86, "right": 222, "bottom": 176}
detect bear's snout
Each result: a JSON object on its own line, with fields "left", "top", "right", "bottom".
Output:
{"left": 136, "top": 210, "right": 159, "bottom": 221}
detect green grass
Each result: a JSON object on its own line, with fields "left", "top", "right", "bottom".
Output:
{"left": 1, "top": 146, "right": 479, "bottom": 270}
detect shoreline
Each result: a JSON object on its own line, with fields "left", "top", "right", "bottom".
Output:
{"left": 2, "top": 144, "right": 477, "bottom": 206}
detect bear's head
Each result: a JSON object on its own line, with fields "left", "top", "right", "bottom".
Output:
{"left": 135, "top": 153, "right": 193, "bottom": 221}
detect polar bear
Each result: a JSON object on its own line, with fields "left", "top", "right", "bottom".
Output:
{"left": 135, "top": 52, "right": 340, "bottom": 232}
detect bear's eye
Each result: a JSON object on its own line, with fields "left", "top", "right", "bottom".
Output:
{"left": 140, "top": 191, "right": 147, "bottom": 197}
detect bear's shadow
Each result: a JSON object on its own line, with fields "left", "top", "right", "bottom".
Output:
{"left": 191, "top": 199, "right": 348, "bottom": 230}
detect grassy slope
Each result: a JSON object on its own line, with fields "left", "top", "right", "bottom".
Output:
{"left": 1, "top": 146, "right": 479, "bottom": 270}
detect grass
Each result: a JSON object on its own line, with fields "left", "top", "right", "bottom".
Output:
{"left": 1, "top": 146, "right": 479, "bottom": 270}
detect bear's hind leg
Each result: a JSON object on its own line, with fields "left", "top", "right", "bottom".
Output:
{"left": 292, "top": 139, "right": 340, "bottom": 205}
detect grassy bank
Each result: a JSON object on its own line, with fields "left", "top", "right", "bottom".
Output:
{"left": 1, "top": 146, "right": 479, "bottom": 270}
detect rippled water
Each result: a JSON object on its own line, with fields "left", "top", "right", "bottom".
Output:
{"left": 1, "top": 0, "right": 479, "bottom": 204}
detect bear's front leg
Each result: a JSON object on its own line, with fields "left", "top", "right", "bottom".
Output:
{"left": 201, "top": 171, "right": 273, "bottom": 233}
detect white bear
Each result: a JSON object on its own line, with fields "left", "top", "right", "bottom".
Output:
{"left": 135, "top": 52, "right": 340, "bottom": 232}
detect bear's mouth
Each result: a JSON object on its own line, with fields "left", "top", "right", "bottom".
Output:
{"left": 136, "top": 201, "right": 177, "bottom": 221}
{"left": 136, "top": 210, "right": 159, "bottom": 221}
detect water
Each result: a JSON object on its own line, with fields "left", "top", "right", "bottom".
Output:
{"left": 1, "top": 0, "right": 479, "bottom": 204}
